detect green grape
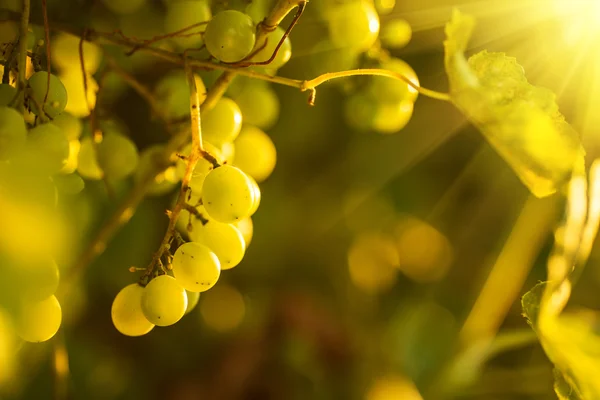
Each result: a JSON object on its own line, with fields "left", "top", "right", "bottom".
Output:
{"left": 14, "top": 295, "right": 62, "bottom": 342}
{"left": 372, "top": 101, "right": 414, "bottom": 134}
{"left": 234, "top": 217, "right": 253, "bottom": 247}
{"left": 134, "top": 145, "right": 179, "bottom": 196}
{"left": 380, "top": 19, "right": 412, "bottom": 49}
{"left": 201, "top": 165, "right": 255, "bottom": 223}
{"left": 0, "top": 84, "right": 17, "bottom": 107}
{"left": 326, "top": 1, "right": 380, "bottom": 51}
{"left": 77, "top": 137, "right": 103, "bottom": 180}
{"left": 27, "top": 71, "right": 68, "bottom": 119}
{"left": 248, "top": 175, "right": 261, "bottom": 216}
{"left": 189, "top": 221, "right": 246, "bottom": 270}
{"left": 141, "top": 275, "right": 187, "bottom": 326}
{"left": 230, "top": 80, "right": 279, "bottom": 130}
{"left": 51, "top": 32, "right": 102, "bottom": 74}
{"left": 374, "top": 0, "right": 395, "bottom": 15}
{"left": 155, "top": 71, "right": 207, "bottom": 120}
{"left": 96, "top": 133, "right": 139, "bottom": 180}
{"left": 0, "top": 106, "right": 27, "bottom": 161}
{"left": 101, "top": 0, "right": 146, "bottom": 15}
{"left": 51, "top": 112, "right": 82, "bottom": 141}
{"left": 204, "top": 10, "right": 256, "bottom": 63}
{"left": 233, "top": 125, "right": 277, "bottom": 182}
{"left": 26, "top": 123, "right": 70, "bottom": 174}
{"left": 202, "top": 97, "right": 243, "bottom": 147}
{"left": 184, "top": 290, "right": 200, "bottom": 315}
{"left": 164, "top": 1, "right": 211, "bottom": 50}
{"left": 245, "top": 0, "right": 272, "bottom": 24}
{"left": 367, "top": 58, "right": 419, "bottom": 104}
{"left": 111, "top": 283, "right": 155, "bottom": 337}
{"left": 172, "top": 242, "right": 220, "bottom": 292}
{"left": 250, "top": 27, "right": 292, "bottom": 69}
{"left": 52, "top": 173, "right": 85, "bottom": 195}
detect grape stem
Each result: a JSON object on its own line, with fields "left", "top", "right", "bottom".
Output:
{"left": 17, "top": 0, "right": 30, "bottom": 113}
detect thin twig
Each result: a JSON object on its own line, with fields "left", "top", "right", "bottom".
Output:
{"left": 41, "top": 0, "right": 51, "bottom": 107}
{"left": 17, "top": 0, "right": 30, "bottom": 113}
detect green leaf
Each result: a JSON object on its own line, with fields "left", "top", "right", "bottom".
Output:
{"left": 444, "top": 9, "right": 585, "bottom": 198}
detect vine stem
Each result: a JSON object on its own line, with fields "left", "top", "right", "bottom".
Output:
{"left": 17, "top": 0, "right": 30, "bottom": 113}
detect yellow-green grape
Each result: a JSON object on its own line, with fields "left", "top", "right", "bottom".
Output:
{"left": 111, "top": 283, "right": 155, "bottom": 337}
{"left": 77, "top": 137, "right": 103, "bottom": 180}
{"left": 234, "top": 217, "right": 253, "bottom": 247}
{"left": 248, "top": 175, "right": 261, "bottom": 216}
{"left": 14, "top": 295, "right": 62, "bottom": 342}
{"left": 250, "top": 27, "right": 292, "bottom": 69}
{"left": 135, "top": 145, "right": 179, "bottom": 196}
{"left": 233, "top": 125, "right": 277, "bottom": 182}
{"left": 101, "top": 0, "right": 146, "bottom": 15}
{"left": 184, "top": 290, "right": 200, "bottom": 315}
{"left": 52, "top": 112, "right": 82, "bottom": 141}
{"left": 53, "top": 173, "right": 85, "bottom": 195}
{"left": 59, "top": 70, "right": 98, "bottom": 117}
{"left": 204, "top": 10, "right": 256, "bottom": 63}
{"left": 0, "top": 84, "right": 17, "bottom": 107}
{"left": 141, "top": 275, "right": 187, "bottom": 326}
{"left": 374, "top": 0, "right": 395, "bottom": 15}
{"left": 26, "top": 123, "right": 70, "bottom": 174}
{"left": 202, "top": 97, "right": 243, "bottom": 147}
{"left": 245, "top": 0, "right": 271, "bottom": 24}
{"left": 155, "top": 71, "right": 207, "bottom": 120}
{"left": 51, "top": 32, "right": 102, "bottom": 74}
{"left": 380, "top": 19, "right": 412, "bottom": 49}
{"left": 189, "top": 221, "right": 246, "bottom": 270}
{"left": 96, "top": 133, "right": 139, "bottom": 180}
{"left": 27, "top": 71, "right": 68, "bottom": 119}
{"left": 0, "top": 106, "right": 27, "bottom": 161}
{"left": 60, "top": 139, "right": 80, "bottom": 174}
{"left": 172, "top": 242, "right": 221, "bottom": 292}
{"left": 202, "top": 165, "right": 255, "bottom": 223}
{"left": 372, "top": 101, "right": 414, "bottom": 134}
{"left": 368, "top": 58, "right": 419, "bottom": 104}
{"left": 164, "top": 1, "right": 211, "bottom": 51}
{"left": 230, "top": 81, "right": 279, "bottom": 130}
{"left": 326, "top": 1, "right": 380, "bottom": 51}
{"left": 344, "top": 92, "right": 378, "bottom": 131}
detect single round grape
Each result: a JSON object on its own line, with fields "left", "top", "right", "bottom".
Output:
{"left": 201, "top": 165, "right": 255, "bottom": 223}
{"left": 184, "top": 290, "right": 200, "bottom": 315}
{"left": 202, "top": 97, "right": 243, "bottom": 147}
{"left": 53, "top": 173, "right": 85, "bottom": 195}
{"left": 250, "top": 27, "right": 292, "bottom": 69}
{"left": 51, "top": 32, "right": 102, "bottom": 74}
{"left": 77, "top": 137, "right": 103, "bottom": 180}
{"left": 230, "top": 81, "right": 279, "bottom": 130}
{"left": 96, "top": 133, "right": 139, "bottom": 180}
{"left": 52, "top": 113, "right": 82, "bottom": 141}
{"left": 204, "top": 10, "right": 256, "bottom": 63}
{"left": 165, "top": 1, "right": 211, "bottom": 50}
{"left": 14, "top": 295, "right": 62, "bottom": 342}
{"left": 172, "top": 242, "right": 221, "bottom": 292}
{"left": 135, "top": 145, "right": 179, "bottom": 196}
{"left": 0, "top": 106, "right": 27, "bottom": 161}
{"left": 111, "top": 283, "right": 155, "bottom": 337}
{"left": 326, "top": 1, "right": 380, "bottom": 51}
{"left": 233, "top": 125, "right": 277, "bottom": 182}
{"left": 367, "top": 58, "right": 419, "bottom": 104}
{"left": 189, "top": 221, "right": 246, "bottom": 270}
{"left": 0, "top": 84, "right": 17, "bottom": 107}
{"left": 27, "top": 71, "right": 68, "bottom": 119}
{"left": 234, "top": 217, "right": 253, "bottom": 247}
{"left": 101, "top": 0, "right": 146, "bottom": 15}
{"left": 380, "top": 19, "right": 412, "bottom": 49}
{"left": 60, "top": 70, "right": 98, "bottom": 117}
{"left": 155, "top": 71, "right": 207, "bottom": 120}
{"left": 372, "top": 101, "right": 414, "bottom": 134}
{"left": 26, "top": 123, "right": 70, "bottom": 174}
{"left": 141, "top": 275, "right": 187, "bottom": 327}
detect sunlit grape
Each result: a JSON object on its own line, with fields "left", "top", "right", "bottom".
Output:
{"left": 53, "top": 173, "right": 85, "bottom": 195}
{"left": 172, "top": 242, "right": 221, "bottom": 292}
{"left": 368, "top": 58, "right": 419, "bottom": 104}
{"left": 77, "top": 136, "right": 103, "bottom": 180}
{"left": 380, "top": 19, "right": 412, "bottom": 49}
{"left": 0, "top": 106, "right": 27, "bottom": 161}
{"left": 326, "top": 1, "right": 380, "bottom": 51}
{"left": 202, "top": 97, "right": 243, "bottom": 147}
{"left": 27, "top": 71, "right": 68, "bottom": 119}
{"left": 233, "top": 125, "right": 277, "bottom": 182}
{"left": 14, "top": 295, "right": 62, "bottom": 342}
{"left": 111, "top": 283, "right": 155, "bottom": 337}
{"left": 59, "top": 70, "right": 98, "bottom": 117}
{"left": 250, "top": 27, "right": 292, "bottom": 69}
{"left": 372, "top": 101, "right": 414, "bottom": 134}
{"left": 164, "top": 1, "right": 211, "bottom": 50}
{"left": 233, "top": 217, "right": 253, "bottom": 247}
{"left": 202, "top": 165, "right": 255, "bottom": 223}
{"left": 248, "top": 175, "right": 261, "bottom": 216}
{"left": 204, "top": 10, "right": 256, "bottom": 63}
{"left": 141, "top": 275, "right": 187, "bottom": 327}
{"left": 189, "top": 221, "right": 246, "bottom": 270}
{"left": 52, "top": 112, "right": 82, "bottom": 141}
{"left": 184, "top": 290, "right": 200, "bottom": 315}
{"left": 155, "top": 71, "right": 207, "bottom": 120}
{"left": 26, "top": 122, "right": 70, "bottom": 173}
{"left": 230, "top": 80, "right": 280, "bottom": 130}
{"left": 96, "top": 133, "right": 139, "bottom": 180}
{"left": 51, "top": 32, "right": 102, "bottom": 74}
